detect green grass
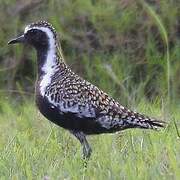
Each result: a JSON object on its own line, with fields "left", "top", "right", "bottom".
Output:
{"left": 0, "top": 98, "right": 179, "bottom": 179}
{"left": 0, "top": 0, "right": 179, "bottom": 179}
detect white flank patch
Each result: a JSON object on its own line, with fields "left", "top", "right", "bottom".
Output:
{"left": 56, "top": 102, "right": 96, "bottom": 118}
{"left": 25, "top": 25, "right": 57, "bottom": 96}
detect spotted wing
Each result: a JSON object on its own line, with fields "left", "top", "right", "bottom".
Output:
{"left": 45, "top": 70, "right": 164, "bottom": 132}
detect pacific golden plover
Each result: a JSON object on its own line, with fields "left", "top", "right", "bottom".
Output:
{"left": 8, "top": 21, "right": 165, "bottom": 158}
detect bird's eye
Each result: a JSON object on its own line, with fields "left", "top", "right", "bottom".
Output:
{"left": 29, "top": 29, "right": 38, "bottom": 35}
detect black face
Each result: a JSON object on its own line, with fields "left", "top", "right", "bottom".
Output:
{"left": 24, "top": 29, "right": 49, "bottom": 49}
{"left": 8, "top": 28, "right": 49, "bottom": 50}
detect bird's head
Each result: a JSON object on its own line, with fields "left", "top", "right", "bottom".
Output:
{"left": 8, "top": 21, "right": 57, "bottom": 50}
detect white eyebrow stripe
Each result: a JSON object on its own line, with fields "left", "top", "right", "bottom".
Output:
{"left": 24, "top": 25, "right": 31, "bottom": 34}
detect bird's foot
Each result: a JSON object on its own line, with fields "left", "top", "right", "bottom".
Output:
{"left": 83, "top": 145, "right": 92, "bottom": 159}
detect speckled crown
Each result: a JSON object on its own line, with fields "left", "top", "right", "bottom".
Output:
{"left": 27, "top": 20, "right": 57, "bottom": 38}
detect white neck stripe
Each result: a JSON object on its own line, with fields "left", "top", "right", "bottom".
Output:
{"left": 25, "top": 26, "right": 57, "bottom": 96}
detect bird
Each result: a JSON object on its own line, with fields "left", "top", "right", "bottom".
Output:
{"left": 8, "top": 21, "right": 165, "bottom": 158}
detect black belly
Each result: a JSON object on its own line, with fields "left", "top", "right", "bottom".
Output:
{"left": 36, "top": 95, "right": 109, "bottom": 135}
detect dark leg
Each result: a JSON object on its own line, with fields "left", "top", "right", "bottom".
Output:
{"left": 70, "top": 131, "right": 92, "bottom": 159}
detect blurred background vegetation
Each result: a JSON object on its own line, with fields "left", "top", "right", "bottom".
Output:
{"left": 0, "top": 0, "right": 179, "bottom": 106}
{"left": 0, "top": 0, "right": 180, "bottom": 178}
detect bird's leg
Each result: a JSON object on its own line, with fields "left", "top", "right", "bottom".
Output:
{"left": 70, "top": 131, "right": 92, "bottom": 159}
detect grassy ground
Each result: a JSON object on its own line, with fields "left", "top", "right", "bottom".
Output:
{"left": 0, "top": 0, "right": 179, "bottom": 179}
{"left": 0, "top": 98, "right": 179, "bottom": 179}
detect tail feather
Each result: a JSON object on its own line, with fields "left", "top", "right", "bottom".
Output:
{"left": 139, "top": 119, "right": 166, "bottom": 130}
{"left": 124, "top": 111, "right": 166, "bottom": 130}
